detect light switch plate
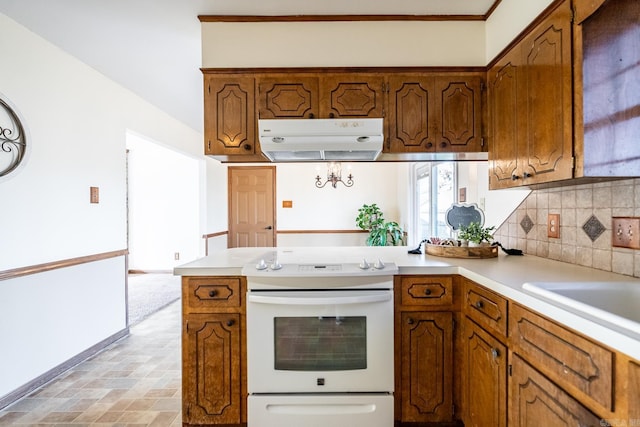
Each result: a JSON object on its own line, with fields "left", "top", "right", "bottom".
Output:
{"left": 90, "top": 186, "right": 99, "bottom": 204}
{"left": 548, "top": 214, "right": 560, "bottom": 238}
{"left": 612, "top": 217, "right": 640, "bottom": 249}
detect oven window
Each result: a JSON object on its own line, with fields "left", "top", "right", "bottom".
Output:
{"left": 274, "top": 316, "right": 367, "bottom": 371}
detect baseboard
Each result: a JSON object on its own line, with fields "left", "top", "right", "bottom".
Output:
{"left": 128, "top": 269, "right": 173, "bottom": 274}
{"left": 0, "top": 327, "right": 129, "bottom": 411}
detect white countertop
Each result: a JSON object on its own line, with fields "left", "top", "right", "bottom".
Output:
{"left": 174, "top": 246, "right": 640, "bottom": 361}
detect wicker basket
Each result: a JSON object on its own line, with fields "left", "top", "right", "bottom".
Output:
{"left": 425, "top": 243, "right": 498, "bottom": 259}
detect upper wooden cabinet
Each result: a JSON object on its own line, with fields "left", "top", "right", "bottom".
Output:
{"left": 320, "top": 74, "right": 385, "bottom": 118}
{"left": 488, "top": 0, "right": 573, "bottom": 188}
{"left": 203, "top": 69, "right": 485, "bottom": 161}
{"left": 204, "top": 75, "right": 256, "bottom": 157}
{"left": 490, "top": 0, "right": 640, "bottom": 188}
{"left": 257, "top": 76, "right": 319, "bottom": 119}
{"left": 257, "top": 74, "right": 385, "bottom": 120}
{"left": 388, "top": 74, "right": 484, "bottom": 153}
{"left": 387, "top": 75, "right": 434, "bottom": 152}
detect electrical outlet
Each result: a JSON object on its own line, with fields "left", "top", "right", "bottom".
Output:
{"left": 174, "top": 252, "right": 180, "bottom": 260}
{"left": 548, "top": 214, "right": 560, "bottom": 238}
{"left": 612, "top": 217, "right": 640, "bottom": 249}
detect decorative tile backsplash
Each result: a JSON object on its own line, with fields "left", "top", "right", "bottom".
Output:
{"left": 492, "top": 178, "right": 640, "bottom": 278}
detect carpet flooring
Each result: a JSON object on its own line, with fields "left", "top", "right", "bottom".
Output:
{"left": 127, "top": 274, "right": 181, "bottom": 326}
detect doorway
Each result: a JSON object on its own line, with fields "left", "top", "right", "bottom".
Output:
{"left": 126, "top": 131, "right": 201, "bottom": 324}
{"left": 228, "top": 166, "right": 276, "bottom": 247}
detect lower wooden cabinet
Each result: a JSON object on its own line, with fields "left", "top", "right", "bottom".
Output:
{"left": 182, "top": 277, "right": 246, "bottom": 427}
{"left": 183, "top": 314, "right": 241, "bottom": 425}
{"left": 462, "top": 318, "right": 507, "bottom": 427}
{"left": 398, "top": 311, "right": 454, "bottom": 423}
{"left": 509, "top": 353, "right": 603, "bottom": 426}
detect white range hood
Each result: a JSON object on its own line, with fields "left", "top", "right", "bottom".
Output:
{"left": 258, "top": 118, "right": 383, "bottom": 162}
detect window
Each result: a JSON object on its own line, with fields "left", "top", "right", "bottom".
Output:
{"left": 412, "top": 162, "right": 457, "bottom": 244}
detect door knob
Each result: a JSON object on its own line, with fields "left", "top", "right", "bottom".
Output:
{"left": 264, "top": 225, "right": 273, "bottom": 230}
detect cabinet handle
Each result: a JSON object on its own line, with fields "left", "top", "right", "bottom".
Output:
{"left": 424, "top": 289, "right": 432, "bottom": 296}
{"left": 475, "top": 300, "right": 484, "bottom": 310}
{"left": 209, "top": 290, "right": 217, "bottom": 297}
{"left": 243, "top": 144, "right": 252, "bottom": 151}
{"left": 226, "top": 319, "right": 235, "bottom": 327}
{"left": 440, "top": 142, "right": 448, "bottom": 148}
{"left": 491, "top": 348, "right": 500, "bottom": 359}
{"left": 511, "top": 174, "right": 521, "bottom": 181}
{"left": 407, "top": 318, "right": 415, "bottom": 325}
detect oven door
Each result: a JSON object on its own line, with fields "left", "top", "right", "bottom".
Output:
{"left": 247, "top": 289, "right": 394, "bottom": 394}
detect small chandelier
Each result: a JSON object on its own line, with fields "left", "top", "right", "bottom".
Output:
{"left": 315, "top": 162, "right": 353, "bottom": 189}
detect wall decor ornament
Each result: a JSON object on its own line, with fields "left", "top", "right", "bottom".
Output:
{"left": 0, "top": 96, "right": 27, "bottom": 178}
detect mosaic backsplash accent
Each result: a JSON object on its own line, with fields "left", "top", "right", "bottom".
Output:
{"left": 492, "top": 178, "right": 640, "bottom": 278}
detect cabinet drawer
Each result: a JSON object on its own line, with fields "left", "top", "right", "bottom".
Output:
{"left": 462, "top": 279, "right": 508, "bottom": 337}
{"left": 510, "top": 303, "right": 614, "bottom": 412}
{"left": 184, "top": 277, "right": 242, "bottom": 311}
{"left": 398, "top": 276, "right": 453, "bottom": 307}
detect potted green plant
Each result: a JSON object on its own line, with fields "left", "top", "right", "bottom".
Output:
{"left": 356, "top": 203, "right": 405, "bottom": 246}
{"left": 457, "top": 222, "right": 495, "bottom": 246}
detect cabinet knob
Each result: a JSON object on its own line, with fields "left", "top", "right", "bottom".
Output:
{"left": 226, "top": 319, "right": 235, "bottom": 327}
{"left": 309, "top": 113, "right": 315, "bottom": 119}
{"left": 208, "top": 290, "right": 217, "bottom": 297}
{"left": 523, "top": 172, "right": 533, "bottom": 178}
{"left": 424, "top": 289, "right": 432, "bottom": 296}
{"left": 475, "top": 300, "right": 484, "bottom": 309}
{"left": 243, "top": 144, "right": 252, "bottom": 151}
{"left": 407, "top": 318, "right": 415, "bottom": 325}
{"left": 426, "top": 142, "right": 433, "bottom": 149}
{"left": 440, "top": 142, "right": 448, "bottom": 148}
{"left": 491, "top": 348, "right": 500, "bottom": 359}
{"left": 329, "top": 112, "right": 335, "bottom": 118}
{"left": 511, "top": 174, "right": 521, "bottom": 181}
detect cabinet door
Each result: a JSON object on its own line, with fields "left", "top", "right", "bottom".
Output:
{"left": 320, "top": 75, "right": 385, "bottom": 118}
{"left": 629, "top": 360, "right": 640, "bottom": 422}
{"left": 488, "top": 48, "right": 521, "bottom": 189}
{"left": 519, "top": 0, "right": 573, "bottom": 184}
{"left": 434, "top": 76, "right": 483, "bottom": 152}
{"left": 183, "top": 313, "right": 241, "bottom": 425}
{"left": 257, "top": 76, "right": 319, "bottom": 119}
{"left": 204, "top": 76, "right": 255, "bottom": 155}
{"left": 400, "top": 311, "right": 453, "bottom": 423}
{"left": 509, "top": 353, "right": 603, "bottom": 426}
{"left": 387, "top": 76, "right": 435, "bottom": 153}
{"left": 464, "top": 319, "right": 507, "bottom": 427}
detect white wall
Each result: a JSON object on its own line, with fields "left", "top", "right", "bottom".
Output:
{"left": 202, "top": 21, "right": 486, "bottom": 67}
{"left": 0, "top": 257, "right": 126, "bottom": 397}
{"left": 276, "top": 162, "right": 403, "bottom": 229}
{"left": 0, "top": 12, "right": 209, "bottom": 402}
{"left": 486, "top": 0, "right": 555, "bottom": 62}
{"left": 457, "top": 162, "right": 530, "bottom": 229}
{"left": 202, "top": 0, "right": 556, "bottom": 69}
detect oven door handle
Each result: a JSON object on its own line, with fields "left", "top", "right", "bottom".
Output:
{"left": 247, "top": 292, "right": 391, "bottom": 306}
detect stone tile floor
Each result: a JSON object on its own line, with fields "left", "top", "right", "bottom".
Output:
{"left": 0, "top": 300, "right": 182, "bottom": 426}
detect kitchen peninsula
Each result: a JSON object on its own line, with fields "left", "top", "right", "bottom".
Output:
{"left": 175, "top": 246, "right": 640, "bottom": 426}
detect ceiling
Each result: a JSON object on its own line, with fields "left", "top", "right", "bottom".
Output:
{"left": 0, "top": 0, "right": 498, "bottom": 133}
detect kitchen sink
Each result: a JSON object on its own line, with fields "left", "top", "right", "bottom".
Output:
{"left": 522, "top": 281, "right": 640, "bottom": 337}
